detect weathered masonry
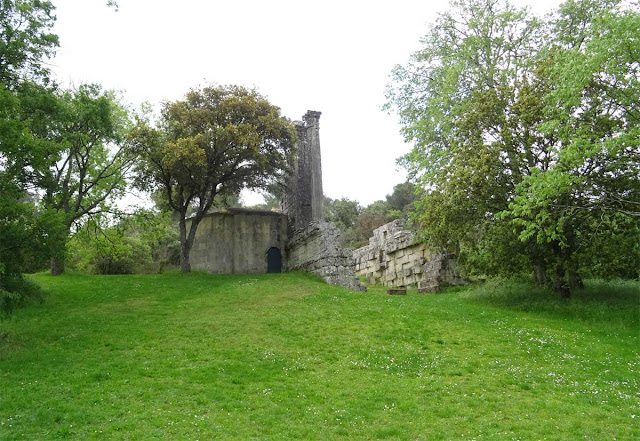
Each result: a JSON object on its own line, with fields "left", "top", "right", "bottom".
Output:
{"left": 189, "top": 208, "right": 288, "bottom": 274}
{"left": 287, "top": 221, "right": 366, "bottom": 292}
{"left": 280, "top": 111, "right": 324, "bottom": 232}
{"left": 187, "top": 110, "right": 365, "bottom": 291}
{"left": 353, "top": 219, "right": 464, "bottom": 292}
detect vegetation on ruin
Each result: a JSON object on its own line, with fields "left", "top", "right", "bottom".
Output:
{"left": 1, "top": 273, "right": 638, "bottom": 440}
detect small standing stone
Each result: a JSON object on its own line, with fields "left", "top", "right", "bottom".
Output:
{"left": 387, "top": 288, "right": 407, "bottom": 295}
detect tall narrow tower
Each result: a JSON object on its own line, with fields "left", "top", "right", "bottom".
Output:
{"left": 283, "top": 110, "right": 324, "bottom": 231}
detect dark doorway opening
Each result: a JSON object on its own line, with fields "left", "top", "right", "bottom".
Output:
{"left": 267, "top": 247, "right": 282, "bottom": 273}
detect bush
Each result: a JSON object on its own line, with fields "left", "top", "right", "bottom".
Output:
{"left": 67, "top": 210, "right": 180, "bottom": 275}
{"left": 0, "top": 275, "right": 44, "bottom": 319}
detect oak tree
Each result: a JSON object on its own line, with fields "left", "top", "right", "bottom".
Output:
{"left": 131, "top": 85, "right": 296, "bottom": 272}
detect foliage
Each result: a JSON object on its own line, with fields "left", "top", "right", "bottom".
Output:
{"left": 0, "top": 180, "right": 53, "bottom": 317}
{"left": 68, "top": 210, "right": 180, "bottom": 275}
{"left": 385, "top": 181, "right": 420, "bottom": 214}
{"left": 353, "top": 201, "right": 402, "bottom": 246}
{"left": 0, "top": 273, "right": 637, "bottom": 438}
{"left": 325, "top": 182, "right": 418, "bottom": 249}
{"left": 0, "top": 0, "right": 58, "bottom": 87}
{"left": 130, "top": 85, "right": 296, "bottom": 273}
{"left": 1, "top": 0, "right": 134, "bottom": 319}
{"left": 387, "top": 0, "right": 640, "bottom": 295}
{"left": 20, "top": 84, "right": 135, "bottom": 274}
{"left": 324, "top": 196, "right": 361, "bottom": 229}
{"left": 0, "top": 0, "right": 59, "bottom": 316}
{"left": 506, "top": 5, "right": 640, "bottom": 279}
{"left": 0, "top": 274, "right": 43, "bottom": 319}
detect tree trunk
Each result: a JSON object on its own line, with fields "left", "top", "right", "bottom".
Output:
{"left": 530, "top": 244, "right": 548, "bottom": 286}
{"left": 553, "top": 265, "right": 570, "bottom": 299}
{"left": 50, "top": 256, "right": 65, "bottom": 276}
{"left": 569, "top": 266, "right": 584, "bottom": 291}
{"left": 180, "top": 243, "right": 192, "bottom": 273}
{"left": 178, "top": 214, "right": 199, "bottom": 273}
{"left": 532, "top": 263, "right": 547, "bottom": 286}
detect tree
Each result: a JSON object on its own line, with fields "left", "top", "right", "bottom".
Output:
{"left": 131, "top": 85, "right": 296, "bottom": 273}
{"left": 387, "top": 0, "right": 544, "bottom": 274}
{"left": 15, "top": 84, "right": 135, "bottom": 274}
{"left": 506, "top": 3, "right": 640, "bottom": 288}
{"left": 67, "top": 209, "right": 180, "bottom": 275}
{"left": 0, "top": 0, "right": 58, "bottom": 87}
{"left": 352, "top": 200, "right": 402, "bottom": 248}
{"left": 0, "top": 0, "right": 59, "bottom": 315}
{"left": 324, "top": 196, "right": 362, "bottom": 229}
{"left": 387, "top": 0, "right": 639, "bottom": 295}
{"left": 386, "top": 181, "right": 420, "bottom": 214}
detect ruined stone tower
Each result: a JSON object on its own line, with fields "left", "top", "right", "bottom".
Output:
{"left": 189, "top": 109, "right": 365, "bottom": 291}
{"left": 283, "top": 110, "right": 324, "bottom": 232}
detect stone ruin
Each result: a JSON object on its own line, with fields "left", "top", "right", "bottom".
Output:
{"left": 188, "top": 110, "right": 366, "bottom": 291}
{"left": 286, "top": 221, "right": 366, "bottom": 292}
{"left": 353, "top": 219, "right": 465, "bottom": 293}
{"left": 187, "top": 109, "right": 461, "bottom": 293}
{"left": 281, "top": 111, "right": 366, "bottom": 292}
{"left": 280, "top": 111, "right": 324, "bottom": 232}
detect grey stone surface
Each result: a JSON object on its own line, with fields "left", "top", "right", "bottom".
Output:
{"left": 282, "top": 111, "right": 324, "bottom": 233}
{"left": 187, "top": 110, "right": 366, "bottom": 292}
{"left": 287, "top": 221, "right": 367, "bottom": 292}
{"left": 188, "top": 208, "right": 288, "bottom": 274}
{"left": 353, "top": 219, "right": 465, "bottom": 291}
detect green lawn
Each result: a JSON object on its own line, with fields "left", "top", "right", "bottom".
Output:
{"left": 1, "top": 273, "right": 638, "bottom": 440}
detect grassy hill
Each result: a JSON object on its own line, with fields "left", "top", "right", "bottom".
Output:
{"left": 1, "top": 273, "right": 638, "bottom": 440}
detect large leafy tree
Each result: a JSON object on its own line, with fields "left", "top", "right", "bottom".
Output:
{"left": 24, "top": 84, "right": 134, "bottom": 275}
{"left": 0, "top": 0, "right": 58, "bottom": 87}
{"left": 0, "top": 0, "right": 59, "bottom": 312}
{"left": 387, "top": 0, "right": 639, "bottom": 295}
{"left": 131, "top": 85, "right": 296, "bottom": 273}
{"left": 2, "top": 0, "right": 134, "bottom": 277}
{"left": 507, "top": 2, "right": 640, "bottom": 287}
{"left": 387, "top": 0, "right": 547, "bottom": 276}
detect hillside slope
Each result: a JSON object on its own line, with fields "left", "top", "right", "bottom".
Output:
{"left": 1, "top": 273, "right": 638, "bottom": 440}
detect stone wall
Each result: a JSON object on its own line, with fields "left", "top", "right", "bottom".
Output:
{"left": 188, "top": 208, "right": 288, "bottom": 274}
{"left": 286, "top": 221, "right": 367, "bottom": 291}
{"left": 282, "top": 111, "right": 324, "bottom": 232}
{"left": 353, "top": 220, "right": 464, "bottom": 292}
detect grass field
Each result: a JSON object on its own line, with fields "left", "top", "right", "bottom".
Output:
{"left": 1, "top": 272, "right": 638, "bottom": 440}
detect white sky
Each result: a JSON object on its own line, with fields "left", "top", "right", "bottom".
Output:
{"left": 50, "top": 0, "right": 558, "bottom": 206}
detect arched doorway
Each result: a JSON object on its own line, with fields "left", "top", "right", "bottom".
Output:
{"left": 266, "top": 247, "right": 282, "bottom": 273}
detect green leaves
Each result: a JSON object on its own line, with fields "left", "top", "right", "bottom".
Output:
{"left": 132, "top": 84, "right": 296, "bottom": 272}
{"left": 388, "top": 0, "right": 640, "bottom": 290}
{"left": 0, "top": 0, "right": 58, "bottom": 87}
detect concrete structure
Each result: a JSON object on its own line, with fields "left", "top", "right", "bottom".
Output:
{"left": 353, "top": 219, "right": 464, "bottom": 292}
{"left": 189, "top": 208, "right": 288, "bottom": 274}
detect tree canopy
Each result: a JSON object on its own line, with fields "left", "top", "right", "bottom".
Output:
{"left": 131, "top": 85, "right": 296, "bottom": 272}
{"left": 387, "top": 0, "right": 640, "bottom": 295}
{"left": 1, "top": 0, "right": 59, "bottom": 313}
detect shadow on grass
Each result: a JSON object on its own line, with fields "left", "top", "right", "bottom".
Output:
{"left": 460, "top": 278, "right": 639, "bottom": 329}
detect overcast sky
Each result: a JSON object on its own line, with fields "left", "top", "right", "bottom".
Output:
{"left": 50, "top": 0, "right": 558, "bottom": 206}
